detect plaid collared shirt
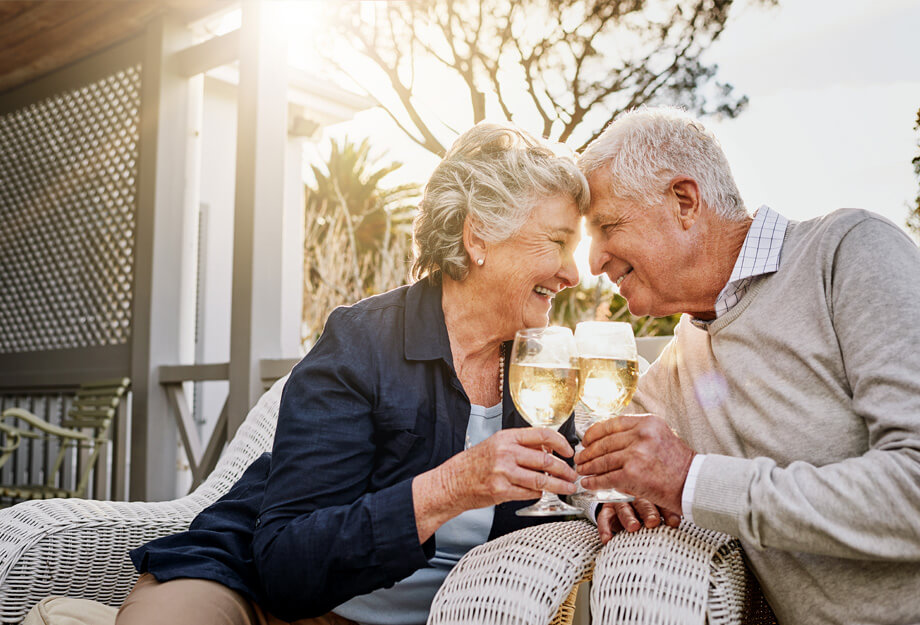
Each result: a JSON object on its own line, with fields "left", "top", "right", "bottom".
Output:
{"left": 692, "top": 206, "right": 789, "bottom": 328}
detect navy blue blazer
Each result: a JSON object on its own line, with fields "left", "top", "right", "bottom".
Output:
{"left": 132, "top": 280, "right": 577, "bottom": 621}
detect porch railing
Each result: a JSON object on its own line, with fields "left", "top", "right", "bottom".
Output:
{"left": 0, "top": 355, "right": 297, "bottom": 503}
{"left": 160, "top": 357, "right": 298, "bottom": 494}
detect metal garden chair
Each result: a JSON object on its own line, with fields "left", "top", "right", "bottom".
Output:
{"left": 0, "top": 378, "right": 130, "bottom": 500}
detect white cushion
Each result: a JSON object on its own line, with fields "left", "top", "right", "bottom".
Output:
{"left": 24, "top": 597, "right": 117, "bottom": 625}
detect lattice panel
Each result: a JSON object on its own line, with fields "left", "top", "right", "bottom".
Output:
{"left": 0, "top": 66, "right": 141, "bottom": 352}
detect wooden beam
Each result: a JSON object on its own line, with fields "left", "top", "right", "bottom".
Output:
{"left": 259, "top": 358, "right": 299, "bottom": 391}
{"left": 0, "top": 37, "right": 143, "bottom": 116}
{"left": 113, "top": 400, "right": 129, "bottom": 501}
{"left": 159, "top": 363, "right": 230, "bottom": 384}
{"left": 170, "top": 29, "right": 240, "bottom": 77}
{"left": 0, "top": 3, "right": 138, "bottom": 95}
{"left": 0, "top": 0, "right": 238, "bottom": 95}
{"left": 192, "top": 398, "right": 228, "bottom": 491}
{"left": 0, "top": 345, "right": 131, "bottom": 391}
{"left": 163, "top": 383, "right": 202, "bottom": 472}
{"left": 130, "top": 15, "right": 195, "bottom": 501}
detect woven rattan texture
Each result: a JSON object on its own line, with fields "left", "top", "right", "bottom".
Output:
{"left": 428, "top": 519, "right": 601, "bottom": 625}
{"left": 591, "top": 519, "right": 776, "bottom": 625}
{"left": 0, "top": 66, "right": 141, "bottom": 353}
{"left": 0, "top": 376, "right": 284, "bottom": 623}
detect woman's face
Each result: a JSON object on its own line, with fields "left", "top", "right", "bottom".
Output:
{"left": 479, "top": 194, "right": 581, "bottom": 333}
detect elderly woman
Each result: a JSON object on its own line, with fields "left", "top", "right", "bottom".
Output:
{"left": 117, "top": 123, "right": 588, "bottom": 625}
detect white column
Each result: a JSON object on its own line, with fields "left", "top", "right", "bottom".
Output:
{"left": 131, "top": 16, "right": 195, "bottom": 500}
{"left": 281, "top": 136, "right": 306, "bottom": 359}
{"left": 227, "top": 0, "right": 289, "bottom": 434}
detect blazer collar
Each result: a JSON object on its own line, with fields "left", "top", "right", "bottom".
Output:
{"left": 404, "top": 280, "right": 525, "bottom": 431}
{"left": 403, "top": 280, "right": 454, "bottom": 366}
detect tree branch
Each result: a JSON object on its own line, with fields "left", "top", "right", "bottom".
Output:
{"left": 354, "top": 17, "right": 447, "bottom": 155}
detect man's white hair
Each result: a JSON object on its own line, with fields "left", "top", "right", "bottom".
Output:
{"left": 579, "top": 107, "right": 748, "bottom": 221}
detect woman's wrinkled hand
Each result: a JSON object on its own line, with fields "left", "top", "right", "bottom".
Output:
{"left": 595, "top": 499, "right": 682, "bottom": 544}
{"left": 443, "top": 427, "right": 578, "bottom": 509}
{"left": 413, "top": 428, "right": 577, "bottom": 542}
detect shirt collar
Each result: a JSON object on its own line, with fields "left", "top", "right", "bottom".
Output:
{"left": 726, "top": 205, "right": 788, "bottom": 284}
{"left": 403, "top": 279, "right": 453, "bottom": 365}
{"left": 403, "top": 279, "right": 530, "bottom": 432}
{"left": 691, "top": 206, "right": 789, "bottom": 328}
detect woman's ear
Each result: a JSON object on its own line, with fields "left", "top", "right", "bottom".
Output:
{"left": 670, "top": 176, "right": 701, "bottom": 230}
{"left": 463, "top": 216, "right": 488, "bottom": 266}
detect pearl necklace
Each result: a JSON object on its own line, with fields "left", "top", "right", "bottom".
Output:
{"left": 498, "top": 344, "right": 505, "bottom": 402}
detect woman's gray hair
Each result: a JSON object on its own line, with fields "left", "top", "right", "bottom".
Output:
{"left": 579, "top": 107, "right": 748, "bottom": 221}
{"left": 412, "top": 122, "right": 590, "bottom": 284}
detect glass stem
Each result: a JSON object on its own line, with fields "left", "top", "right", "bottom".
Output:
{"left": 537, "top": 443, "right": 557, "bottom": 501}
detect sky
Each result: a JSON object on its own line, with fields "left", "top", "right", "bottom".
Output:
{"left": 310, "top": 0, "right": 920, "bottom": 249}
{"left": 703, "top": 0, "right": 920, "bottom": 231}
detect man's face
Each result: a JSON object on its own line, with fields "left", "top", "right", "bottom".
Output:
{"left": 586, "top": 170, "right": 690, "bottom": 318}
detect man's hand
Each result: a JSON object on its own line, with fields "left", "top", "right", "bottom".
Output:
{"left": 574, "top": 414, "right": 695, "bottom": 514}
{"left": 596, "top": 499, "right": 682, "bottom": 543}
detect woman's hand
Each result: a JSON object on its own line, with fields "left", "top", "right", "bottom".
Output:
{"left": 412, "top": 428, "right": 578, "bottom": 542}
{"left": 596, "top": 499, "right": 681, "bottom": 544}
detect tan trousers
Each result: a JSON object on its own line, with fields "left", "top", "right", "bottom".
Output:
{"left": 116, "top": 573, "right": 357, "bottom": 625}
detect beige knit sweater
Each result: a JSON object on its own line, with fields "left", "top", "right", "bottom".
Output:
{"left": 633, "top": 209, "right": 920, "bottom": 624}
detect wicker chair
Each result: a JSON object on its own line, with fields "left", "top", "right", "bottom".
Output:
{"left": 0, "top": 376, "right": 774, "bottom": 625}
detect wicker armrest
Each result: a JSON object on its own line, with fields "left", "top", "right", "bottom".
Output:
{"left": 0, "top": 494, "right": 211, "bottom": 623}
{"left": 590, "top": 520, "right": 776, "bottom": 625}
{"left": 428, "top": 520, "right": 601, "bottom": 625}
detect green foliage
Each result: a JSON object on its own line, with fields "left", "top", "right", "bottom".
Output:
{"left": 306, "top": 136, "right": 418, "bottom": 254}
{"left": 551, "top": 282, "right": 681, "bottom": 336}
{"left": 910, "top": 108, "right": 920, "bottom": 239}
{"left": 302, "top": 137, "right": 421, "bottom": 345}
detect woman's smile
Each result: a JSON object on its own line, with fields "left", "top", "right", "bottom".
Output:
{"left": 532, "top": 284, "right": 556, "bottom": 303}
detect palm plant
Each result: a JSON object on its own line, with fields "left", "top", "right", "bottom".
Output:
{"left": 302, "top": 137, "right": 421, "bottom": 345}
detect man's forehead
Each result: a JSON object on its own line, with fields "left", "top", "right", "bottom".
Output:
{"left": 587, "top": 204, "right": 622, "bottom": 229}
{"left": 586, "top": 187, "right": 626, "bottom": 225}
{"left": 586, "top": 169, "right": 617, "bottom": 201}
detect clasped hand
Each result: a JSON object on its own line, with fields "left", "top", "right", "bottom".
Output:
{"left": 415, "top": 416, "right": 695, "bottom": 543}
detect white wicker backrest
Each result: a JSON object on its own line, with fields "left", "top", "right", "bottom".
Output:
{"left": 0, "top": 375, "right": 289, "bottom": 623}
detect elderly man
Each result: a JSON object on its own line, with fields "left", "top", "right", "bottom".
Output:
{"left": 573, "top": 107, "right": 920, "bottom": 624}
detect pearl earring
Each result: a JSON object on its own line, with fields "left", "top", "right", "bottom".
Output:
{"left": 476, "top": 258, "right": 484, "bottom": 266}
